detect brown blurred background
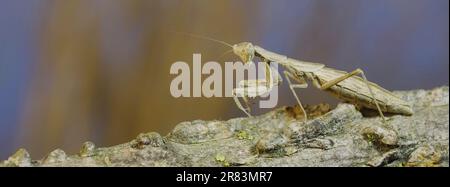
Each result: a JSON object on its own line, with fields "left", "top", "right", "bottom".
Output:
{"left": 0, "top": 0, "right": 448, "bottom": 159}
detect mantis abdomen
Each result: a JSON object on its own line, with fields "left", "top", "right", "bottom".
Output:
{"left": 304, "top": 67, "right": 413, "bottom": 115}
{"left": 253, "top": 44, "right": 413, "bottom": 117}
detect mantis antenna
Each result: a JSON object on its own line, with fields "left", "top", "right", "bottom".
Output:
{"left": 171, "top": 31, "right": 235, "bottom": 62}
{"left": 218, "top": 49, "right": 234, "bottom": 61}
{"left": 170, "top": 31, "right": 233, "bottom": 48}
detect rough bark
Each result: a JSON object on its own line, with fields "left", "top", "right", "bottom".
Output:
{"left": 2, "top": 86, "right": 448, "bottom": 167}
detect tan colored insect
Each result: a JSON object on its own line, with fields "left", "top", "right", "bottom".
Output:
{"left": 178, "top": 33, "right": 413, "bottom": 123}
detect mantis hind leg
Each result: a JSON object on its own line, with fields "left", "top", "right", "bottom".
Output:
{"left": 283, "top": 71, "right": 309, "bottom": 122}
{"left": 319, "top": 68, "right": 386, "bottom": 123}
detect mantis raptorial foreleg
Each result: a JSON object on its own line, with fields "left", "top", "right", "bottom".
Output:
{"left": 233, "top": 83, "right": 271, "bottom": 117}
{"left": 232, "top": 62, "right": 281, "bottom": 117}
{"left": 283, "top": 71, "right": 309, "bottom": 122}
{"left": 233, "top": 94, "right": 252, "bottom": 117}
{"left": 319, "top": 68, "right": 386, "bottom": 122}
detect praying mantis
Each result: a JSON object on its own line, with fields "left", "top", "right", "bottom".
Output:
{"left": 179, "top": 33, "right": 414, "bottom": 123}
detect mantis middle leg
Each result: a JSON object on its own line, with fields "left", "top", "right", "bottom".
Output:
{"left": 283, "top": 70, "right": 309, "bottom": 122}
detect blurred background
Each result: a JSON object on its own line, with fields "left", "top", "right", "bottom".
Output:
{"left": 0, "top": 0, "right": 448, "bottom": 159}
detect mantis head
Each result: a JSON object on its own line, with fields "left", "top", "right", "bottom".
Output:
{"left": 233, "top": 42, "right": 255, "bottom": 65}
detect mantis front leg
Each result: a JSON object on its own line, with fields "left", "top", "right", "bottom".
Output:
{"left": 283, "top": 70, "right": 309, "bottom": 122}
{"left": 232, "top": 79, "right": 272, "bottom": 117}
{"left": 232, "top": 93, "right": 252, "bottom": 117}
{"left": 232, "top": 62, "right": 281, "bottom": 117}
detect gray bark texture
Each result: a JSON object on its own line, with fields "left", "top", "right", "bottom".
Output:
{"left": 2, "top": 86, "right": 448, "bottom": 167}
